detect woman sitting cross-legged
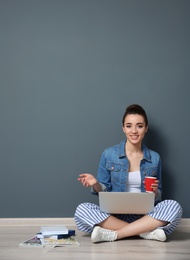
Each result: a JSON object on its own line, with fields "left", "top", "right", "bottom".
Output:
{"left": 74, "top": 104, "right": 183, "bottom": 243}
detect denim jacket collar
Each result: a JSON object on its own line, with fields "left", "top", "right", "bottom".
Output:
{"left": 119, "top": 140, "right": 151, "bottom": 162}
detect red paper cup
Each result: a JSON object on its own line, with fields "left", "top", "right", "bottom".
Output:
{"left": 145, "top": 177, "right": 157, "bottom": 192}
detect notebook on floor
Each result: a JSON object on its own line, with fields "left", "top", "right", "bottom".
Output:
{"left": 99, "top": 192, "right": 154, "bottom": 214}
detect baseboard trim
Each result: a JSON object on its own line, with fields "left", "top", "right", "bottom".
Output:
{"left": 0, "top": 218, "right": 189, "bottom": 226}
{"left": 0, "top": 218, "right": 75, "bottom": 226}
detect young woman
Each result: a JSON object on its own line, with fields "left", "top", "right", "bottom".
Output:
{"left": 74, "top": 104, "right": 182, "bottom": 243}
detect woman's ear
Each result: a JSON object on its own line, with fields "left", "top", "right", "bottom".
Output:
{"left": 145, "top": 125, "right": 148, "bottom": 133}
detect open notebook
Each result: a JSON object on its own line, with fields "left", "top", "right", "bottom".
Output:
{"left": 99, "top": 192, "right": 154, "bottom": 214}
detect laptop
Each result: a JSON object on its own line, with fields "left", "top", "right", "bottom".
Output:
{"left": 99, "top": 192, "right": 154, "bottom": 214}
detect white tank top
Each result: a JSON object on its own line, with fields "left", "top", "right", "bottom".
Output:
{"left": 126, "top": 171, "right": 141, "bottom": 192}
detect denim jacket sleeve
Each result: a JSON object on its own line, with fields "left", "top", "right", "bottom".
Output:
{"left": 148, "top": 155, "right": 162, "bottom": 203}
{"left": 91, "top": 150, "right": 112, "bottom": 195}
{"left": 154, "top": 155, "right": 162, "bottom": 203}
{"left": 141, "top": 146, "right": 162, "bottom": 203}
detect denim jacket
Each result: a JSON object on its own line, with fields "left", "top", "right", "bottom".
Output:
{"left": 92, "top": 140, "right": 162, "bottom": 203}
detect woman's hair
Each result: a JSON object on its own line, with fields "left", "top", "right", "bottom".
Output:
{"left": 122, "top": 104, "right": 148, "bottom": 126}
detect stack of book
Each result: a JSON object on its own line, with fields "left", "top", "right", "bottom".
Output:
{"left": 19, "top": 225, "right": 79, "bottom": 247}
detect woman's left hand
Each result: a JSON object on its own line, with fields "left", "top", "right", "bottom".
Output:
{"left": 143, "top": 180, "right": 159, "bottom": 197}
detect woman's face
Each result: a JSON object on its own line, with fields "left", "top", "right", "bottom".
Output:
{"left": 122, "top": 114, "right": 148, "bottom": 145}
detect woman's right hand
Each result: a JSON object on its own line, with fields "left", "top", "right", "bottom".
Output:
{"left": 78, "top": 173, "right": 98, "bottom": 187}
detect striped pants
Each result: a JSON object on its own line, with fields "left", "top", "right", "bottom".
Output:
{"left": 74, "top": 199, "right": 183, "bottom": 235}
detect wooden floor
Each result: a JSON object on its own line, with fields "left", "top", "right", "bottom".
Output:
{"left": 0, "top": 218, "right": 190, "bottom": 260}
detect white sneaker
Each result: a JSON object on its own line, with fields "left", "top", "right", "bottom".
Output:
{"left": 140, "top": 228, "right": 166, "bottom": 242}
{"left": 91, "top": 226, "right": 117, "bottom": 243}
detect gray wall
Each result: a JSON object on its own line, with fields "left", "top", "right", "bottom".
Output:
{"left": 0, "top": 0, "right": 189, "bottom": 218}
